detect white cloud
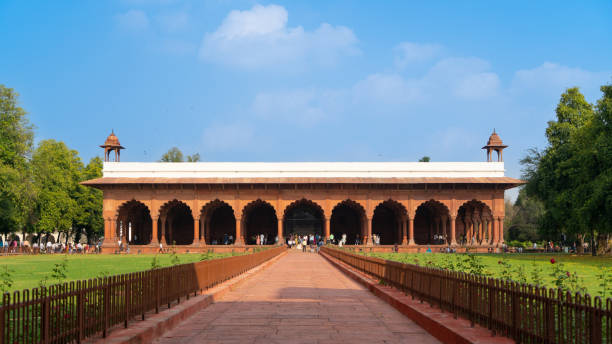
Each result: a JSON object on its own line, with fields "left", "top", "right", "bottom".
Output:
{"left": 199, "top": 4, "right": 359, "bottom": 68}
{"left": 393, "top": 42, "right": 443, "bottom": 69}
{"left": 511, "top": 62, "right": 609, "bottom": 95}
{"left": 252, "top": 89, "right": 346, "bottom": 126}
{"left": 353, "top": 57, "right": 500, "bottom": 105}
{"left": 453, "top": 72, "right": 500, "bottom": 99}
{"left": 249, "top": 55, "right": 504, "bottom": 125}
{"left": 115, "top": 10, "right": 149, "bottom": 31}
{"left": 353, "top": 74, "right": 422, "bottom": 105}
{"left": 203, "top": 122, "right": 255, "bottom": 151}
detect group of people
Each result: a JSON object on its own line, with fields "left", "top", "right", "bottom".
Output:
{"left": 251, "top": 233, "right": 279, "bottom": 245}
{"left": 0, "top": 239, "right": 102, "bottom": 254}
{"left": 286, "top": 233, "right": 324, "bottom": 252}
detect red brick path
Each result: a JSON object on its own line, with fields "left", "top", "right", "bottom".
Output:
{"left": 154, "top": 250, "right": 441, "bottom": 344}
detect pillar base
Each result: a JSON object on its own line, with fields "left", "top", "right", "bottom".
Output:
{"left": 408, "top": 240, "right": 415, "bottom": 245}
{"left": 401, "top": 237, "right": 408, "bottom": 245}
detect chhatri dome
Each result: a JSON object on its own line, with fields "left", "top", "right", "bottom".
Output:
{"left": 100, "top": 130, "right": 124, "bottom": 162}
{"left": 482, "top": 129, "right": 508, "bottom": 162}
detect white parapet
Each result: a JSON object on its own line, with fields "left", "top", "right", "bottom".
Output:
{"left": 102, "top": 162, "right": 506, "bottom": 179}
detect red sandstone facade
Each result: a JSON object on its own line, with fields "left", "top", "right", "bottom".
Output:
{"left": 84, "top": 132, "right": 522, "bottom": 253}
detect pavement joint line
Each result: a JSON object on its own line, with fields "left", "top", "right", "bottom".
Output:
{"left": 320, "top": 251, "right": 514, "bottom": 344}
{"left": 90, "top": 249, "right": 288, "bottom": 344}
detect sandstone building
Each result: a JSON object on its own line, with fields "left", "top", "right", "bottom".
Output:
{"left": 83, "top": 131, "right": 522, "bottom": 252}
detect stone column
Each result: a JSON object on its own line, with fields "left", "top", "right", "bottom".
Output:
{"left": 487, "top": 219, "right": 492, "bottom": 245}
{"left": 104, "top": 217, "right": 112, "bottom": 240}
{"left": 234, "top": 217, "right": 244, "bottom": 245}
{"left": 401, "top": 217, "right": 408, "bottom": 245}
{"left": 408, "top": 217, "right": 415, "bottom": 245}
{"left": 365, "top": 217, "right": 373, "bottom": 246}
{"left": 160, "top": 216, "right": 166, "bottom": 245}
{"left": 151, "top": 216, "right": 158, "bottom": 244}
{"left": 200, "top": 217, "right": 206, "bottom": 245}
{"left": 498, "top": 217, "right": 505, "bottom": 244}
{"left": 324, "top": 217, "right": 330, "bottom": 241}
{"left": 492, "top": 217, "right": 498, "bottom": 245}
{"left": 277, "top": 218, "right": 283, "bottom": 244}
{"left": 193, "top": 217, "right": 200, "bottom": 245}
{"left": 450, "top": 216, "right": 457, "bottom": 246}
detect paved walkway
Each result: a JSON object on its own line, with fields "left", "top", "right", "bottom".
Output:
{"left": 154, "top": 250, "right": 440, "bottom": 344}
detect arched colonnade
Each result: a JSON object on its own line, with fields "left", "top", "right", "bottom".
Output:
{"left": 108, "top": 198, "right": 505, "bottom": 247}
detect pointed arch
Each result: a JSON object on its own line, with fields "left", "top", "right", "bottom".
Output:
{"left": 200, "top": 199, "right": 236, "bottom": 245}
{"left": 414, "top": 199, "right": 450, "bottom": 245}
{"left": 372, "top": 199, "right": 407, "bottom": 245}
{"left": 457, "top": 199, "right": 493, "bottom": 246}
{"left": 330, "top": 199, "right": 366, "bottom": 245}
{"left": 242, "top": 199, "right": 278, "bottom": 245}
{"left": 158, "top": 199, "right": 194, "bottom": 245}
{"left": 282, "top": 199, "right": 325, "bottom": 238}
{"left": 116, "top": 200, "right": 153, "bottom": 245}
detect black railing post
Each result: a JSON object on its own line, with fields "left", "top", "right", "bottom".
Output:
{"left": 103, "top": 283, "right": 109, "bottom": 338}
{"left": 77, "top": 288, "right": 84, "bottom": 343}
{"left": 42, "top": 297, "right": 50, "bottom": 344}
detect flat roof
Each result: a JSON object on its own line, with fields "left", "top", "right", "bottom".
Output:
{"left": 101, "top": 161, "right": 507, "bottom": 178}
{"left": 80, "top": 162, "right": 524, "bottom": 189}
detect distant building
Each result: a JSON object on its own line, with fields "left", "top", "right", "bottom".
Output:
{"left": 83, "top": 131, "right": 522, "bottom": 252}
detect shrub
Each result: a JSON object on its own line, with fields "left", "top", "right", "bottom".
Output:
{"left": 0, "top": 266, "right": 13, "bottom": 295}
{"left": 150, "top": 255, "right": 162, "bottom": 270}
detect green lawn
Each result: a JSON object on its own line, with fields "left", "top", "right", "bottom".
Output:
{"left": 361, "top": 252, "right": 612, "bottom": 298}
{"left": 0, "top": 252, "right": 235, "bottom": 292}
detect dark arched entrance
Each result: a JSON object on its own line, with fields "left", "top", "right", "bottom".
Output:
{"left": 372, "top": 200, "right": 405, "bottom": 245}
{"left": 283, "top": 199, "right": 324, "bottom": 238}
{"left": 457, "top": 200, "right": 493, "bottom": 246}
{"left": 117, "top": 200, "right": 152, "bottom": 245}
{"left": 243, "top": 200, "right": 278, "bottom": 245}
{"left": 414, "top": 200, "right": 450, "bottom": 245}
{"left": 330, "top": 200, "right": 364, "bottom": 245}
{"left": 159, "top": 200, "right": 194, "bottom": 245}
{"left": 201, "top": 200, "right": 236, "bottom": 245}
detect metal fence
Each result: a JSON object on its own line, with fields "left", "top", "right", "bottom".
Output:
{"left": 0, "top": 246, "right": 285, "bottom": 344}
{"left": 321, "top": 246, "right": 612, "bottom": 344}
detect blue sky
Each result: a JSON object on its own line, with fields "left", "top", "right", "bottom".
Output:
{"left": 1, "top": 0, "right": 610, "bottom": 200}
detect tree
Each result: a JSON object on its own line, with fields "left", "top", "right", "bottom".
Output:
{"left": 506, "top": 188, "right": 544, "bottom": 242}
{"left": 73, "top": 157, "right": 103, "bottom": 243}
{"left": 565, "top": 84, "right": 612, "bottom": 253}
{"left": 187, "top": 153, "right": 200, "bottom": 162}
{"left": 0, "top": 85, "right": 35, "bottom": 236}
{"left": 522, "top": 85, "right": 612, "bottom": 254}
{"left": 419, "top": 156, "right": 431, "bottom": 162}
{"left": 160, "top": 147, "right": 201, "bottom": 162}
{"left": 31, "top": 140, "right": 83, "bottom": 242}
{"left": 160, "top": 147, "right": 184, "bottom": 162}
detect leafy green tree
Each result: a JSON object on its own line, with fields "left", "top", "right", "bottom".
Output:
{"left": 506, "top": 189, "right": 544, "bottom": 242}
{"left": 522, "top": 85, "right": 612, "bottom": 254}
{"left": 186, "top": 153, "right": 200, "bottom": 162}
{"left": 160, "top": 147, "right": 201, "bottom": 162}
{"left": 0, "top": 85, "right": 36, "bottom": 236}
{"left": 521, "top": 88, "right": 594, "bottom": 237}
{"left": 160, "top": 147, "right": 184, "bottom": 162}
{"left": 73, "top": 157, "right": 103, "bottom": 243}
{"left": 31, "top": 140, "right": 83, "bottom": 242}
{"left": 418, "top": 156, "right": 430, "bottom": 162}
